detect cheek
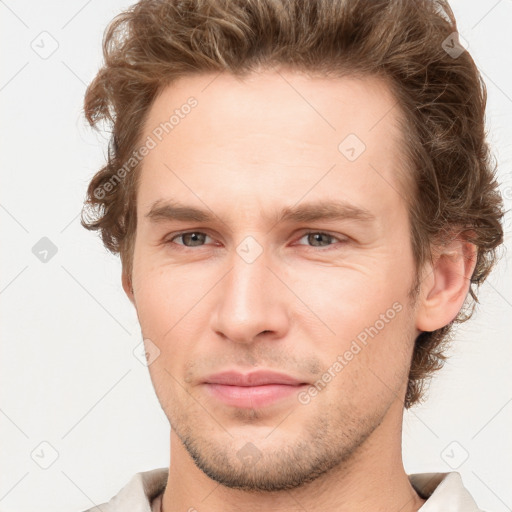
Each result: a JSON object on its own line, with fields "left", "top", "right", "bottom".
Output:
{"left": 292, "top": 261, "right": 415, "bottom": 388}
{"left": 132, "top": 260, "right": 232, "bottom": 388}
{"left": 286, "top": 259, "right": 409, "bottom": 335}
{"left": 134, "top": 261, "right": 201, "bottom": 331}
{"left": 318, "top": 306, "right": 414, "bottom": 417}
{"left": 135, "top": 269, "right": 194, "bottom": 405}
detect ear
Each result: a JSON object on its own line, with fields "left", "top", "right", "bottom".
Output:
{"left": 122, "top": 271, "right": 135, "bottom": 306}
{"left": 415, "top": 237, "right": 477, "bottom": 332}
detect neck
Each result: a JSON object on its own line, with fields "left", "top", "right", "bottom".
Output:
{"left": 161, "top": 398, "right": 425, "bottom": 512}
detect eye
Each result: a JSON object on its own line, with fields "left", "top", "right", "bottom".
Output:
{"left": 164, "top": 230, "right": 347, "bottom": 250}
{"left": 295, "top": 231, "right": 346, "bottom": 248}
{"left": 167, "top": 231, "right": 213, "bottom": 247}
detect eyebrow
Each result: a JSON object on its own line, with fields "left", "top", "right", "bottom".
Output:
{"left": 145, "top": 199, "right": 375, "bottom": 226}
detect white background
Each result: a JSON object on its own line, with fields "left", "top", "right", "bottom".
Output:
{"left": 1, "top": 1, "right": 511, "bottom": 511}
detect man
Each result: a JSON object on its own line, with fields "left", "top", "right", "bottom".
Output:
{"left": 80, "top": 0, "right": 504, "bottom": 510}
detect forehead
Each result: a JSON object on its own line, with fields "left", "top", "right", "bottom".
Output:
{"left": 136, "top": 70, "right": 409, "bottom": 225}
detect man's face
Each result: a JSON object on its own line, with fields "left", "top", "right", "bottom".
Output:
{"left": 129, "top": 70, "right": 420, "bottom": 490}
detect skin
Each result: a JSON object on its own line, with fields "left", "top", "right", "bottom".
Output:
{"left": 122, "top": 70, "right": 476, "bottom": 511}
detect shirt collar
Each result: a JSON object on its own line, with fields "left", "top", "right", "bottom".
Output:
{"left": 409, "top": 472, "right": 483, "bottom": 511}
{"left": 92, "top": 469, "right": 482, "bottom": 511}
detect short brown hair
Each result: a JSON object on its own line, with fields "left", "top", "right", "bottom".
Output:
{"left": 81, "top": 0, "right": 504, "bottom": 408}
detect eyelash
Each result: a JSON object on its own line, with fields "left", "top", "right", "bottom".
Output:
{"left": 164, "top": 231, "right": 347, "bottom": 251}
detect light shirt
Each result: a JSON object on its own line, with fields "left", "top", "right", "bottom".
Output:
{"left": 81, "top": 468, "right": 484, "bottom": 511}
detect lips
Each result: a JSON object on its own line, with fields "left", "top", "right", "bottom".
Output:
{"left": 203, "top": 370, "right": 307, "bottom": 387}
{"left": 202, "top": 370, "right": 308, "bottom": 408}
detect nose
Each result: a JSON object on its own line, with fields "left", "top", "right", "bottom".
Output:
{"left": 210, "top": 243, "right": 289, "bottom": 345}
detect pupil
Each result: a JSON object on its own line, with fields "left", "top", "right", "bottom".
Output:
{"left": 311, "top": 233, "right": 328, "bottom": 246}
{"left": 186, "top": 232, "right": 203, "bottom": 246}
